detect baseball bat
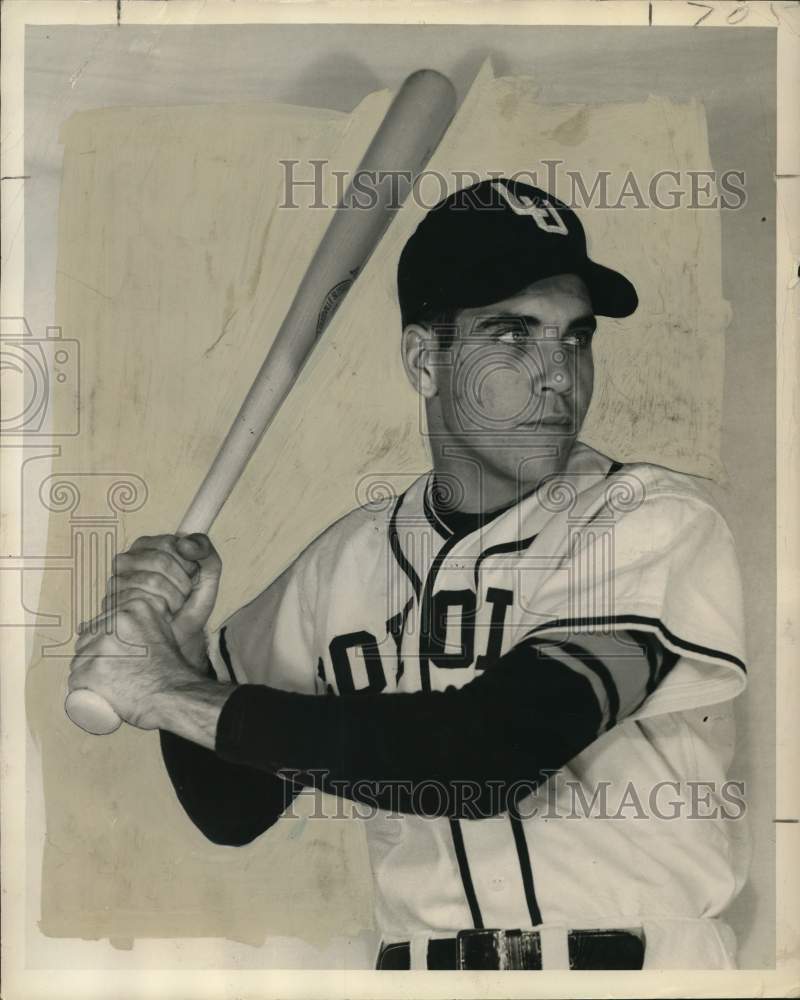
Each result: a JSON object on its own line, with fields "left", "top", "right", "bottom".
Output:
{"left": 65, "top": 69, "right": 457, "bottom": 735}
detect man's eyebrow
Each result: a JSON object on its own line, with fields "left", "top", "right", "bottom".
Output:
{"left": 566, "top": 313, "right": 597, "bottom": 330}
{"left": 472, "top": 314, "right": 541, "bottom": 331}
{"left": 472, "top": 313, "right": 597, "bottom": 332}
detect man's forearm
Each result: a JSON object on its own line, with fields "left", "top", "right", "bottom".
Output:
{"left": 155, "top": 678, "right": 232, "bottom": 749}
{"left": 153, "top": 629, "right": 674, "bottom": 819}
{"left": 210, "top": 630, "right": 676, "bottom": 817}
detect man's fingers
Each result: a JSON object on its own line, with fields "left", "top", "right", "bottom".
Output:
{"left": 111, "top": 535, "right": 221, "bottom": 611}
{"left": 127, "top": 535, "right": 198, "bottom": 576}
{"left": 113, "top": 549, "right": 195, "bottom": 596}
{"left": 101, "top": 586, "right": 171, "bottom": 618}
{"left": 175, "top": 535, "right": 222, "bottom": 614}
{"left": 175, "top": 533, "right": 221, "bottom": 570}
{"left": 75, "top": 614, "right": 123, "bottom": 652}
{"left": 68, "top": 659, "right": 93, "bottom": 691}
{"left": 75, "top": 594, "right": 163, "bottom": 651}
{"left": 107, "top": 566, "right": 190, "bottom": 614}
{"left": 77, "top": 608, "right": 114, "bottom": 638}
{"left": 177, "top": 532, "right": 222, "bottom": 580}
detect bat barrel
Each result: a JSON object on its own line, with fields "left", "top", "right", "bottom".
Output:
{"left": 179, "top": 68, "right": 456, "bottom": 534}
{"left": 65, "top": 70, "right": 457, "bottom": 735}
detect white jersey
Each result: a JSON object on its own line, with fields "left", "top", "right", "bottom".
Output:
{"left": 211, "top": 442, "right": 749, "bottom": 969}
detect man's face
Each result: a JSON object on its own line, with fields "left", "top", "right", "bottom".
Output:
{"left": 429, "top": 273, "right": 596, "bottom": 491}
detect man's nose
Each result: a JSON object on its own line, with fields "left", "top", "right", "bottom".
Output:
{"left": 534, "top": 339, "right": 572, "bottom": 394}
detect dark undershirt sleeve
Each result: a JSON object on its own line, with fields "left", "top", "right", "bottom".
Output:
{"left": 159, "top": 730, "right": 299, "bottom": 845}
{"left": 159, "top": 659, "right": 301, "bottom": 845}
{"left": 212, "top": 630, "right": 676, "bottom": 820}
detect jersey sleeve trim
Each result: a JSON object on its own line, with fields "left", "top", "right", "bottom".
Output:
{"left": 523, "top": 615, "right": 746, "bottom": 717}
{"left": 523, "top": 615, "right": 746, "bottom": 674}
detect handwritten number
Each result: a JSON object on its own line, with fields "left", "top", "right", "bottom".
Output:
{"left": 727, "top": 4, "right": 749, "bottom": 23}
{"left": 688, "top": 1, "right": 715, "bottom": 26}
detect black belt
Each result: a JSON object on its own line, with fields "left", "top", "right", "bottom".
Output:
{"left": 377, "top": 928, "right": 645, "bottom": 970}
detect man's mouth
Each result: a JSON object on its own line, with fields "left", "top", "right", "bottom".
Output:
{"left": 518, "top": 416, "right": 572, "bottom": 428}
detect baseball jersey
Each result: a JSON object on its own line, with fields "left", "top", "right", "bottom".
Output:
{"left": 209, "top": 442, "right": 748, "bottom": 968}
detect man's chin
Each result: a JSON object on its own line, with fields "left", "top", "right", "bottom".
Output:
{"left": 488, "top": 439, "right": 577, "bottom": 493}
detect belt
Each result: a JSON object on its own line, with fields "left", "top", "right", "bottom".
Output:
{"left": 377, "top": 927, "right": 645, "bottom": 970}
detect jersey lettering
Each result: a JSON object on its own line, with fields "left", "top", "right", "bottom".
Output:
{"left": 387, "top": 599, "right": 413, "bottom": 683}
{"left": 475, "top": 587, "right": 514, "bottom": 670}
{"left": 428, "top": 589, "right": 477, "bottom": 669}
{"left": 329, "top": 630, "right": 387, "bottom": 694}
{"left": 327, "top": 586, "right": 517, "bottom": 685}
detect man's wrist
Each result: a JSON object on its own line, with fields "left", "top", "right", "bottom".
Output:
{"left": 154, "top": 677, "right": 233, "bottom": 750}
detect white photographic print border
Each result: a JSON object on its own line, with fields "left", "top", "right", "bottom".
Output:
{"left": 1, "top": 2, "right": 797, "bottom": 998}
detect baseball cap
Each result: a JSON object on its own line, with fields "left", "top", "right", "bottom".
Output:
{"left": 397, "top": 178, "right": 638, "bottom": 325}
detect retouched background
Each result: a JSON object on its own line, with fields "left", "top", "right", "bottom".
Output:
{"left": 23, "top": 25, "right": 775, "bottom": 969}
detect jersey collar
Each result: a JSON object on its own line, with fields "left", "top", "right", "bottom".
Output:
{"left": 391, "top": 443, "right": 620, "bottom": 593}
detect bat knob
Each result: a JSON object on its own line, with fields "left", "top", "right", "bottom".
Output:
{"left": 65, "top": 689, "right": 122, "bottom": 735}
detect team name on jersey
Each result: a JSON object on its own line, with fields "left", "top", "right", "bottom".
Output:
{"left": 321, "top": 585, "right": 514, "bottom": 694}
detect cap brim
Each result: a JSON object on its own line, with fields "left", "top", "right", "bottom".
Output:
{"left": 404, "top": 250, "right": 638, "bottom": 323}
{"left": 581, "top": 259, "right": 638, "bottom": 319}
{"left": 475, "top": 251, "right": 639, "bottom": 320}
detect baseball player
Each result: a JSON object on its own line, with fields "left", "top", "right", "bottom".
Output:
{"left": 69, "top": 179, "right": 749, "bottom": 970}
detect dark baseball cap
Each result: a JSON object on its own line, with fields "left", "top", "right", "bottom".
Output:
{"left": 397, "top": 178, "right": 638, "bottom": 325}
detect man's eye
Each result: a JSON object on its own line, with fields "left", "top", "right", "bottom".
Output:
{"left": 497, "top": 326, "right": 529, "bottom": 344}
{"left": 563, "top": 329, "right": 595, "bottom": 348}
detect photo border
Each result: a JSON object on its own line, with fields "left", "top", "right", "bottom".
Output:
{"left": 1, "top": 2, "right": 797, "bottom": 997}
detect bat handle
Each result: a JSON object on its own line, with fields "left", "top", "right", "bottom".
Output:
{"left": 65, "top": 530, "right": 198, "bottom": 735}
{"left": 64, "top": 689, "right": 122, "bottom": 736}
{"left": 65, "top": 512, "right": 215, "bottom": 734}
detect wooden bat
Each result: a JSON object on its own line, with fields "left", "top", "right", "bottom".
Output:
{"left": 65, "top": 69, "right": 457, "bottom": 736}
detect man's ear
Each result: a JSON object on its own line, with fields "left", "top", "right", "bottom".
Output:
{"left": 401, "top": 324, "right": 439, "bottom": 399}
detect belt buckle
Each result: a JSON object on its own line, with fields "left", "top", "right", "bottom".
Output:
{"left": 456, "top": 929, "right": 505, "bottom": 970}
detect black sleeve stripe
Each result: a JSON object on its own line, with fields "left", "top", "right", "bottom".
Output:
{"left": 523, "top": 615, "right": 746, "bottom": 673}
{"left": 659, "top": 648, "right": 680, "bottom": 683}
{"left": 635, "top": 630, "right": 661, "bottom": 695}
{"left": 524, "top": 636, "right": 621, "bottom": 729}
{"left": 628, "top": 629, "right": 679, "bottom": 695}
{"left": 536, "top": 631, "right": 654, "bottom": 713}
{"left": 218, "top": 626, "right": 239, "bottom": 684}
{"left": 525, "top": 632, "right": 657, "bottom": 725}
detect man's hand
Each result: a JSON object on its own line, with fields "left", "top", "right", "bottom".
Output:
{"left": 69, "top": 597, "right": 203, "bottom": 730}
{"left": 102, "top": 533, "right": 222, "bottom": 671}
